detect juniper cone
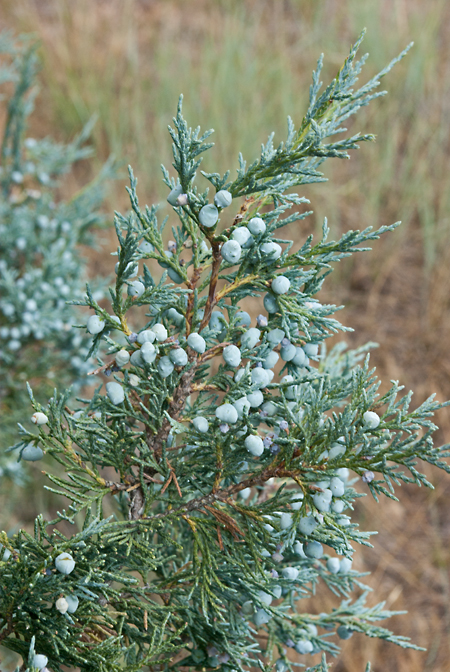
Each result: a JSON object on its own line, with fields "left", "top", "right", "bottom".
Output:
{"left": 0, "top": 32, "right": 113, "bottom": 463}
{"left": 2, "top": 32, "right": 450, "bottom": 672}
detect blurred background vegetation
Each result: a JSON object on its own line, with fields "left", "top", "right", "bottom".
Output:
{"left": 0, "top": 1, "right": 450, "bottom": 670}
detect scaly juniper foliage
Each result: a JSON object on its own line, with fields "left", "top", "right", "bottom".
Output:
{"left": 0, "top": 32, "right": 113, "bottom": 459}
{"left": 2, "top": 32, "right": 449, "bottom": 672}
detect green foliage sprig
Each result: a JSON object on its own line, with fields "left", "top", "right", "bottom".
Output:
{"left": 2, "top": 31, "right": 449, "bottom": 672}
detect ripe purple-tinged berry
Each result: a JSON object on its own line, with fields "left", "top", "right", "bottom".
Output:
{"left": 362, "top": 470, "right": 375, "bottom": 483}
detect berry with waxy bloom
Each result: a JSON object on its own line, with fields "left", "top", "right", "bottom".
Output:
{"left": 127, "top": 281, "right": 145, "bottom": 298}
{"left": 214, "top": 189, "right": 232, "bottom": 208}
{"left": 33, "top": 655, "right": 48, "bottom": 670}
{"left": 263, "top": 293, "right": 278, "bottom": 314}
{"left": 152, "top": 323, "right": 167, "bottom": 341}
{"left": 31, "top": 412, "right": 48, "bottom": 425}
{"left": 245, "top": 434, "right": 264, "bottom": 456}
{"left": 193, "top": 416, "right": 209, "bottom": 433}
{"left": 271, "top": 275, "right": 290, "bottom": 295}
{"left": 337, "top": 626, "right": 353, "bottom": 640}
{"left": 55, "top": 552, "right": 75, "bottom": 575}
{"left": 221, "top": 240, "right": 242, "bottom": 264}
{"left": 216, "top": 403, "right": 238, "bottom": 424}
{"left": 137, "top": 329, "right": 156, "bottom": 344}
{"left": 55, "top": 597, "right": 69, "bottom": 614}
{"left": 115, "top": 350, "right": 130, "bottom": 367}
{"left": 21, "top": 443, "right": 44, "bottom": 461}
{"left": 304, "top": 541, "right": 323, "bottom": 559}
{"left": 282, "top": 567, "right": 299, "bottom": 581}
{"left": 169, "top": 347, "right": 188, "bottom": 367}
{"left": 167, "top": 184, "right": 183, "bottom": 205}
{"left": 187, "top": 332, "right": 206, "bottom": 353}
{"left": 363, "top": 410, "right": 380, "bottom": 429}
{"left": 106, "top": 382, "right": 125, "bottom": 405}
{"left": 295, "top": 639, "right": 313, "bottom": 654}
{"left": 247, "top": 217, "right": 266, "bottom": 235}
{"left": 158, "top": 356, "right": 174, "bottom": 378}
{"left": 199, "top": 204, "right": 219, "bottom": 228}
{"left": 140, "top": 342, "right": 157, "bottom": 364}
{"left": 87, "top": 315, "right": 105, "bottom": 335}
{"left": 241, "top": 328, "right": 260, "bottom": 350}
{"left": 223, "top": 344, "right": 241, "bottom": 367}
{"left": 327, "top": 557, "right": 340, "bottom": 574}
{"left": 339, "top": 557, "right": 353, "bottom": 574}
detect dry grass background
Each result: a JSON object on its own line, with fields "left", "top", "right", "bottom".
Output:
{"left": 1, "top": 0, "right": 450, "bottom": 670}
